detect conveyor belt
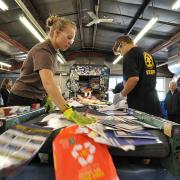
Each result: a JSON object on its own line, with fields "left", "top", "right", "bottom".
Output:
{"left": 24, "top": 109, "right": 170, "bottom": 158}
{"left": 0, "top": 108, "right": 46, "bottom": 134}
{"left": 4, "top": 107, "right": 177, "bottom": 176}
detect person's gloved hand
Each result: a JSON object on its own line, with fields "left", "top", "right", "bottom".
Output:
{"left": 63, "top": 108, "right": 96, "bottom": 125}
{"left": 63, "top": 108, "right": 74, "bottom": 121}
{"left": 113, "top": 92, "right": 124, "bottom": 105}
{"left": 113, "top": 99, "right": 127, "bottom": 110}
{"left": 44, "top": 96, "right": 55, "bottom": 113}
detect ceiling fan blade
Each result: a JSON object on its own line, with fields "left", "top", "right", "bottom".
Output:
{"left": 99, "top": 18, "right": 113, "bottom": 23}
{"left": 87, "top": 11, "right": 98, "bottom": 20}
{"left": 86, "top": 20, "right": 96, "bottom": 27}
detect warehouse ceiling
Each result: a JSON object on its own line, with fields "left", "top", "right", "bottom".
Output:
{"left": 0, "top": 0, "right": 179, "bottom": 75}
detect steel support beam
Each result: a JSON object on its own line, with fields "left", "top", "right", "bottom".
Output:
{"left": 97, "top": 24, "right": 171, "bottom": 40}
{"left": 66, "top": 50, "right": 109, "bottom": 61}
{"left": 126, "top": 0, "right": 152, "bottom": 34}
{"left": 0, "top": 31, "right": 28, "bottom": 53}
{"left": 100, "top": 11, "right": 180, "bottom": 28}
{"left": 150, "top": 32, "right": 180, "bottom": 54}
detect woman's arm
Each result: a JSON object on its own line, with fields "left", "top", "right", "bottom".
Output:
{"left": 39, "top": 69, "right": 67, "bottom": 112}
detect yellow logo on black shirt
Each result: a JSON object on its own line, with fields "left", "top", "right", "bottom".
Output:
{"left": 144, "top": 52, "right": 155, "bottom": 75}
{"left": 144, "top": 52, "right": 154, "bottom": 69}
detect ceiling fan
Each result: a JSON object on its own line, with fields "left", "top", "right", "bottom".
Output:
{"left": 86, "top": 11, "right": 113, "bottom": 27}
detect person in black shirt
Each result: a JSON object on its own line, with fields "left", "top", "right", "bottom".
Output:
{"left": 112, "top": 35, "right": 161, "bottom": 116}
{"left": 165, "top": 81, "right": 180, "bottom": 123}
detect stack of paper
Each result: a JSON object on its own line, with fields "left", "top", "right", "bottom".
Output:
{"left": 100, "top": 119, "right": 144, "bottom": 132}
{"left": 86, "top": 123, "right": 135, "bottom": 151}
{"left": 36, "top": 113, "right": 73, "bottom": 130}
{"left": 104, "top": 130, "right": 162, "bottom": 147}
{"left": 114, "top": 130, "right": 159, "bottom": 139}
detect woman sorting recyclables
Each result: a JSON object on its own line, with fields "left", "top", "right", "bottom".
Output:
{"left": 7, "top": 15, "right": 92, "bottom": 123}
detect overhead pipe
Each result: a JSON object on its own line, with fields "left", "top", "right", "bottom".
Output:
{"left": 76, "top": 0, "right": 84, "bottom": 48}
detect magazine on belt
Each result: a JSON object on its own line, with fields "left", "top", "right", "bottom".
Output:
{"left": 0, "top": 124, "right": 52, "bottom": 176}
{"left": 105, "top": 130, "right": 162, "bottom": 147}
{"left": 33, "top": 113, "right": 73, "bottom": 130}
{"left": 86, "top": 123, "right": 135, "bottom": 151}
{"left": 114, "top": 130, "right": 160, "bottom": 139}
{"left": 100, "top": 119, "right": 144, "bottom": 132}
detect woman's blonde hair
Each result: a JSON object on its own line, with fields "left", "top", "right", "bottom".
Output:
{"left": 46, "top": 15, "right": 76, "bottom": 37}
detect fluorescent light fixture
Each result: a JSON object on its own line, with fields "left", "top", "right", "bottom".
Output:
{"left": 0, "top": 0, "right": 8, "bottom": 11}
{"left": 0, "top": 62, "right": 11, "bottom": 68}
{"left": 172, "top": 0, "right": 180, "bottom": 9}
{"left": 134, "top": 17, "right": 158, "bottom": 44}
{"left": 19, "top": 15, "right": 44, "bottom": 42}
{"left": 17, "top": 57, "right": 26, "bottom": 61}
{"left": 112, "top": 55, "right": 123, "bottom": 64}
{"left": 57, "top": 55, "right": 65, "bottom": 64}
{"left": 15, "top": 54, "right": 27, "bottom": 58}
